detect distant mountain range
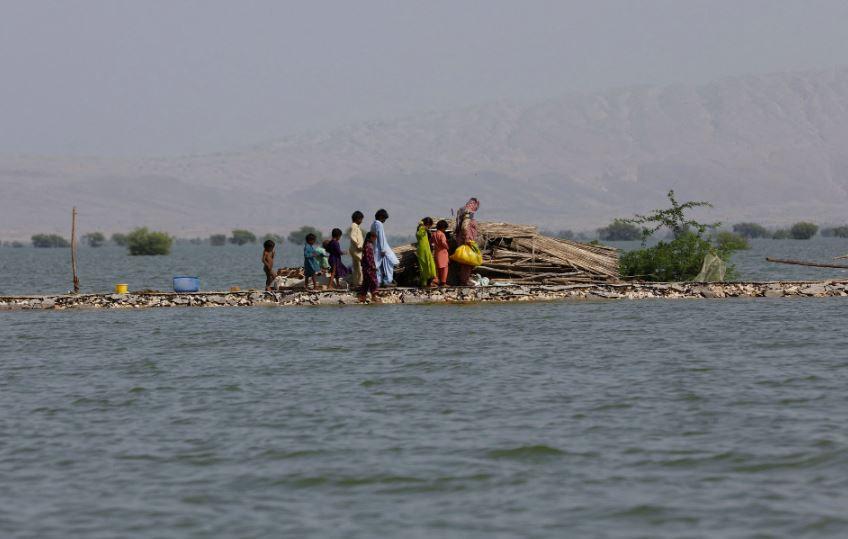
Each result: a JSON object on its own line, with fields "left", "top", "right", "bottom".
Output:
{"left": 2, "top": 67, "right": 848, "bottom": 239}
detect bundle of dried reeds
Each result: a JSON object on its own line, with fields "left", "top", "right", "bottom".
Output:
{"left": 393, "top": 221, "right": 619, "bottom": 285}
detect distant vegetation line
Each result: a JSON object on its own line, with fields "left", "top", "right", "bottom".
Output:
{"left": 5, "top": 219, "right": 848, "bottom": 252}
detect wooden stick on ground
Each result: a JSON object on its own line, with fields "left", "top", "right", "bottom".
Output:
{"left": 765, "top": 257, "right": 848, "bottom": 269}
{"left": 71, "top": 207, "right": 80, "bottom": 293}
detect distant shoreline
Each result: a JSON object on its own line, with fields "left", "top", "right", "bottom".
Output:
{"left": 2, "top": 281, "right": 847, "bottom": 310}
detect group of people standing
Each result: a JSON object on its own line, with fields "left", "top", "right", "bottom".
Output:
{"left": 262, "top": 198, "right": 480, "bottom": 302}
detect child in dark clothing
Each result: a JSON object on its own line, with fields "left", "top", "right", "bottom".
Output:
{"left": 327, "top": 228, "right": 351, "bottom": 289}
{"left": 262, "top": 239, "right": 275, "bottom": 290}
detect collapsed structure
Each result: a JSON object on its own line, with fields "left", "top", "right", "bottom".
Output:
{"left": 393, "top": 221, "right": 620, "bottom": 286}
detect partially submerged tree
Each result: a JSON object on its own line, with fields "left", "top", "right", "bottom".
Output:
{"left": 126, "top": 227, "right": 173, "bottom": 256}
{"left": 111, "top": 233, "right": 128, "bottom": 246}
{"left": 287, "top": 226, "right": 322, "bottom": 245}
{"left": 82, "top": 232, "right": 106, "bottom": 247}
{"left": 31, "top": 234, "right": 70, "bottom": 248}
{"left": 732, "top": 222, "right": 770, "bottom": 239}
{"left": 597, "top": 219, "right": 642, "bottom": 241}
{"left": 262, "top": 233, "right": 283, "bottom": 244}
{"left": 715, "top": 231, "right": 750, "bottom": 251}
{"left": 790, "top": 222, "right": 818, "bottom": 240}
{"left": 209, "top": 234, "right": 227, "bottom": 246}
{"left": 229, "top": 229, "right": 257, "bottom": 246}
{"left": 821, "top": 226, "right": 848, "bottom": 238}
{"left": 619, "top": 190, "right": 741, "bottom": 281}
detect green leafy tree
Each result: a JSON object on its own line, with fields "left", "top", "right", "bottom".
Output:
{"left": 229, "top": 229, "right": 257, "bottom": 246}
{"left": 620, "top": 190, "right": 740, "bottom": 281}
{"left": 126, "top": 227, "right": 173, "bottom": 256}
{"left": 789, "top": 222, "right": 818, "bottom": 240}
{"left": 31, "top": 234, "right": 70, "bottom": 248}
{"left": 209, "top": 234, "right": 227, "bottom": 246}
{"left": 772, "top": 229, "right": 791, "bottom": 240}
{"left": 732, "top": 222, "right": 770, "bottom": 239}
{"left": 287, "top": 226, "right": 323, "bottom": 245}
{"left": 111, "top": 233, "right": 128, "bottom": 246}
{"left": 597, "top": 219, "right": 642, "bottom": 241}
{"left": 82, "top": 232, "right": 106, "bottom": 247}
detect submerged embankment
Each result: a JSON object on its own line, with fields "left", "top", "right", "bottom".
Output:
{"left": 2, "top": 280, "right": 848, "bottom": 310}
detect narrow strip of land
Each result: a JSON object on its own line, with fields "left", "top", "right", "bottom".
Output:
{"left": 2, "top": 280, "right": 846, "bottom": 310}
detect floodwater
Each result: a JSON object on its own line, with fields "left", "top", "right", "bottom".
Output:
{"left": 2, "top": 240, "right": 848, "bottom": 538}
{"left": 2, "top": 238, "right": 848, "bottom": 296}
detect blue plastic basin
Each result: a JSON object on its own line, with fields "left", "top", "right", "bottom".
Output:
{"left": 173, "top": 276, "right": 200, "bottom": 293}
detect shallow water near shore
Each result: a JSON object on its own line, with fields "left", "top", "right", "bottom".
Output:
{"left": 3, "top": 298, "right": 848, "bottom": 537}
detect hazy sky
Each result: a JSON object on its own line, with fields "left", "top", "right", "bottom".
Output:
{"left": 2, "top": 0, "right": 847, "bottom": 156}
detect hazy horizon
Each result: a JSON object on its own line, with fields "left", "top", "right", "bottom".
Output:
{"left": 3, "top": 0, "right": 848, "bottom": 157}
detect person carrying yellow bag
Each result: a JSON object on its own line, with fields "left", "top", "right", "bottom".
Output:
{"left": 453, "top": 197, "right": 480, "bottom": 285}
{"left": 450, "top": 241, "right": 482, "bottom": 267}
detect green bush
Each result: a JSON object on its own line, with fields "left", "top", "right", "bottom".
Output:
{"left": 821, "top": 226, "right": 848, "bottom": 238}
{"left": 597, "top": 219, "right": 642, "bottom": 241}
{"left": 111, "top": 233, "right": 128, "bottom": 246}
{"left": 31, "top": 234, "right": 70, "bottom": 248}
{"left": 287, "top": 226, "right": 323, "bottom": 245}
{"left": 715, "top": 231, "right": 750, "bottom": 251}
{"left": 83, "top": 232, "right": 106, "bottom": 247}
{"left": 621, "top": 232, "right": 723, "bottom": 281}
{"left": 771, "top": 229, "right": 790, "bottom": 239}
{"left": 790, "top": 222, "right": 818, "bottom": 240}
{"left": 619, "top": 190, "right": 739, "bottom": 281}
{"left": 209, "top": 234, "right": 227, "bottom": 246}
{"left": 229, "top": 229, "right": 257, "bottom": 246}
{"left": 732, "top": 222, "right": 770, "bottom": 239}
{"left": 126, "top": 227, "right": 173, "bottom": 256}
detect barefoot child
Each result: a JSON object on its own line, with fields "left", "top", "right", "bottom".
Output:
{"left": 433, "top": 220, "right": 450, "bottom": 286}
{"left": 358, "top": 232, "right": 380, "bottom": 302}
{"left": 327, "top": 228, "right": 351, "bottom": 289}
{"left": 303, "top": 233, "right": 321, "bottom": 289}
{"left": 262, "top": 239, "right": 275, "bottom": 290}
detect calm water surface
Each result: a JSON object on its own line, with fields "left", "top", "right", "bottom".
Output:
{"left": 3, "top": 238, "right": 848, "bottom": 295}
{"left": 2, "top": 299, "right": 848, "bottom": 538}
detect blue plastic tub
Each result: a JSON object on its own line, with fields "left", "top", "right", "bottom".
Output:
{"left": 173, "top": 276, "right": 200, "bottom": 293}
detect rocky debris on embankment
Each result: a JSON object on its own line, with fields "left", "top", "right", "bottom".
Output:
{"left": 2, "top": 281, "right": 848, "bottom": 311}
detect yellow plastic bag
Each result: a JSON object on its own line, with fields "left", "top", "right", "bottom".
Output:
{"left": 450, "top": 241, "right": 483, "bottom": 267}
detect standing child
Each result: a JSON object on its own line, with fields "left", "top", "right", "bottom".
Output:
{"left": 348, "top": 211, "right": 365, "bottom": 287}
{"left": 433, "top": 220, "right": 450, "bottom": 286}
{"left": 358, "top": 232, "right": 380, "bottom": 302}
{"left": 262, "top": 239, "right": 275, "bottom": 291}
{"left": 415, "top": 217, "right": 437, "bottom": 287}
{"left": 303, "top": 233, "right": 321, "bottom": 289}
{"left": 317, "top": 240, "right": 331, "bottom": 273}
{"left": 327, "top": 228, "right": 351, "bottom": 289}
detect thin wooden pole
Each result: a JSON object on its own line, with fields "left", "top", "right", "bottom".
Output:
{"left": 71, "top": 207, "right": 80, "bottom": 293}
{"left": 765, "top": 257, "right": 848, "bottom": 269}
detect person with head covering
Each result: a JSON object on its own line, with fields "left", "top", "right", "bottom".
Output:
{"left": 358, "top": 231, "right": 380, "bottom": 302}
{"left": 370, "top": 209, "right": 399, "bottom": 287}
{"left": 454, "top": 197, "right": 480, "bottom": 285}
{"left": 415, "top": 217, "right": 437, "bottom": 287}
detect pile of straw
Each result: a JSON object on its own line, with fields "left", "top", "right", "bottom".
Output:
{"left": 394, "top": 221, "right": 619, "bottom": 285}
